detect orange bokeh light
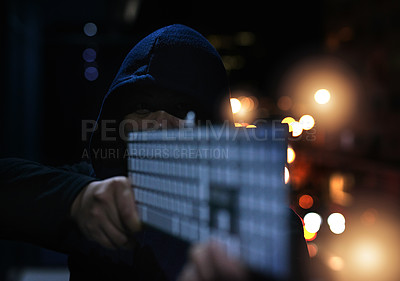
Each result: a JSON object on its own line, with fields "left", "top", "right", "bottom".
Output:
{"left": 307, "top": 243, "right": 318, "bottom": 258}
{"left": 299, "top": 194, "right": 314, "bottom": 209}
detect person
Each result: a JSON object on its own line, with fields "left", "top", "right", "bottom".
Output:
{"left": 0, "top": 24, "right": 309, "bottom": 280}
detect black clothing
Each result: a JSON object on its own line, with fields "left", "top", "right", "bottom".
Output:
{"left": 1, "top": 24, "right": 310, "bottom": 280}
{"left": 0, "top": 157, "right": 309, "bottom": 280}
{"left": 0, "top": 157, "right": 95, "bottom": 253}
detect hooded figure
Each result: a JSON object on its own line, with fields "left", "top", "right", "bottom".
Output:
{"left": 75, "top": 24, "right": 309, "bottom": 281}
{"left": 90, "top": 24, "right": 232, "bottom": 180}
{"left": 72, "top": 24, "right": 233, "bottom": 281}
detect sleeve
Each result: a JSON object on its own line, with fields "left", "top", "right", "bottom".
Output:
{"left": 57, "top": 161, "right": 95, "bottom": 177}
{"left": 0, "top": 158, "right": 97, "bottom": 253}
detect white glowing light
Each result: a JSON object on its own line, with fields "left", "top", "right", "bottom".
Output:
{"left": 304, "top": 212, "right": 322, "bottom": 233}
{"left": 284, "top": 166, "right": 290, "bottom": 184}
{"left": 230, "top": 98, "right": 242, "bottom": 114}
{"left": 330, "top": 223, "right": 345, "bottom": 234}
{"left": 328, "top": 213, "right": 346, "bottom": 234}
{"left": 327, "top": 212, "right": 345, "bottom": 225}
{"left": 314, "top": 89, "right": 331, "bottom": 104}
{"left": 291, "top": 121, "right": 303, "bottom": 137}
{"left": 299, "top": 114, "right": 315, "bottom": 130}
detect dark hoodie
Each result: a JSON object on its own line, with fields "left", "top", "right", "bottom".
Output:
{"left": 70, "top": 24, "right": 232, "bottom": 281}
{"left": 90, "top": 24, "right": 232, "bottom": 180}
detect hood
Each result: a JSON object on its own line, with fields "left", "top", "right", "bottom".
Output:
{"left": 90, "top": 24, "right": 231, "bottom": 179}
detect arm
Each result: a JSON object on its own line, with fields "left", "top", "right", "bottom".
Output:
{"left": 0, "top": 158, "right": 141, "bottom": 254}
{"left": 0, "top": 158, "right": 96, "bottom": 252}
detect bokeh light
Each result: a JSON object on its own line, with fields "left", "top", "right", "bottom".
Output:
{"left": 246, "top": 125, "right": 256, "bottom": 128}
{"left": 84, "top": 66, "right": 99, "bottom": 81}
{"left": 299, "top": 114, "right": 315, "bottom": 130}
{"left": 291, "top": 121, "right": 303, "bottom": 137}
{"left": 329, "top": 173, "right": 353, "bottom": 206}
{"left": 287, "top": 146, "right": 295, "bottom": 163}
{"left": 314, "top": 89, "right": 331, "bottom": 104}
{"left": 230, "top": 98, "right": 242, "bottom": 114}
{"left": 327, "top": 212, "right": 346, "bottom": 234}
{"left": 360, "top": 208, "right": 378, "bottom": 226}
{"left": 299, "top": 194, "right": 314, "bottom": 209}
{"left": 82, "top": 48, "right": 97, "bottom": 62}
{"left": 281, "top": 117, "right": 295, "bottom": 132}
{"left": 277, "top": 96, "right": 293, "bottom": 111}
{"left": 83, "top": 22, "right": 98, "bottom": 37}
{"left": 304, "top": 212, "right": 322, "bottom": 233}
{"left": 328, "top": 256, "right": 344, "bottom": 271}
{"left": 239, "top": 96, "right": 256, "bottom": 111}
{"left": 284, "top": 166, "right": 290, "bottom": 184}
{"left": 350, "top": 240, "right": 383, "bottom": 274}
{"left": 303, "top": 226, "right": 317, "bottom": 241}
{"left": 307, "top": 243, "right": 318, "bottom": 258}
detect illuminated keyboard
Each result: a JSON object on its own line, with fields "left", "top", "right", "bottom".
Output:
{"left": 127, "top": 124, "right": 289, "bottom": 279}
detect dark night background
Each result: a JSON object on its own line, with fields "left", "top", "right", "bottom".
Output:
{"left": 1, "top": 0, "right": 400, "bottom": 280}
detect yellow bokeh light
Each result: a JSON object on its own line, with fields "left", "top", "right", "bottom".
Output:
{"left": 234, "top": 123, "right": 243, "bottom": 127}
{"left": 230, "top": 98, "right": 242, "bottom": 114}
{"left": 291, "top": 121, "right": 303, "bottom": 137}
{"left": 281, "top": 117, "right": 295, "bottom": 132}
{"left": 246, "top": 125, "right": 257, "bottom": 128}
{"left": 287, "top": 146, "right": 295, "bottom": 163}
{"left": 284, "top": 166, "right": 290, "bottom": 184}
{"left": 303, "top": 226, "right": 317, "bottom": 241}
{"left": 314, "top": 89, "right": 331, "bottom": 104}
{"left": 299, "top": 114, "right": 315, "bottom": 130}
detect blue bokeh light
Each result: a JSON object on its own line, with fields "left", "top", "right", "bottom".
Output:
{"left": 83, "top": 22, "right": 97, "bottom": 37}
{"left": 82, "top": 48, "right": 96, "bottom": 62}
{"left": 84, "top": 66, "right": 98, "bottom": 81}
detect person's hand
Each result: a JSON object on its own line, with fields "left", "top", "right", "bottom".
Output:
{"left": 178, "top": 241, "right": 250, "bottom": 281}
{"left": 70, "top": 176, "right": 140, "bottom": 249}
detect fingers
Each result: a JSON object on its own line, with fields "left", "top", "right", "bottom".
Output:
{"left": 183, "top": 241, "right": 249, "bottom": 281}
{"left": 189, "top": 244, "right": 215, "bottom": 280}
{"left": 178, "top": 263, "right": 202, "bottom": 281}
{"left": 90, "top": 226, "right": 117, "bottom": 249}
{"left": 113, "top": 177, "right": 141, "bottom": 234}
{"left": 72, "top": 177, "right": 141, "bottom": 250}
{"left": 207, "top": 242, "right": 248, "bottom": 281}
{"left": 99, "top": 220, "right": 129, "bottom": 249}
